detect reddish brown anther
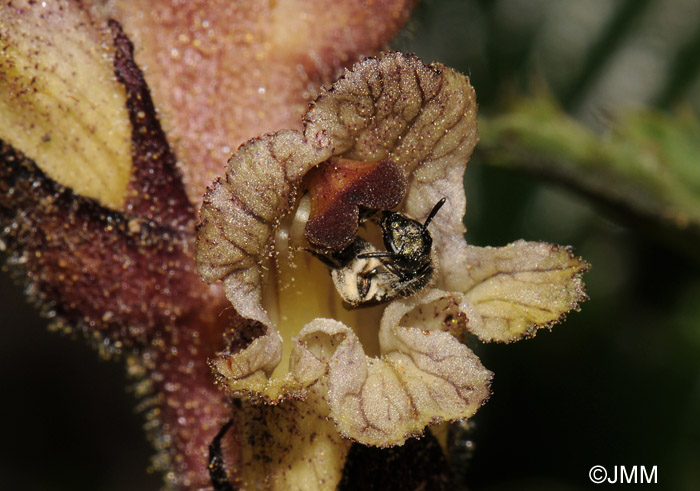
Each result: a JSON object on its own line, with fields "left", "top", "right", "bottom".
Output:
{"left": 304, "top": 158, "right": 407, "bottom": 251}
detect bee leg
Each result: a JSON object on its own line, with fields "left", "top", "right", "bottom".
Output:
{"left": 208, "top": 419, "right": 236, "bottom": 491}
{"left": 379, "top": 259, "right": 402, "bottom": 278}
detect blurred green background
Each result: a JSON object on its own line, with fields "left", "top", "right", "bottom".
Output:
{"left": 2, "top": 0, "right": 700, "bottom": 489}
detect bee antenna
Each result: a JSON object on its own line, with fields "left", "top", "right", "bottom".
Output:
{"left": 357, "top": 251, "right": 396, "bottom": 259}
{"left": 423, "top": 198, "right": 446, "bottom": 229}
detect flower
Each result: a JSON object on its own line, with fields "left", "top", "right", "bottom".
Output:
{"left": 196, "top": 52, "right": 589, "bottom": 487}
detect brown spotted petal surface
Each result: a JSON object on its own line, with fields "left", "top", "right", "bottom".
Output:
{"left": 396, "top": 161, "right": 589, "bottom": 345}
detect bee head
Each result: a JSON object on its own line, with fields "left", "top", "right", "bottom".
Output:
{"left": 380, "top": 198, "right": 446, "bottom": 269}
{"left": 380, "top": 213, "right": 431, "bottom": 268}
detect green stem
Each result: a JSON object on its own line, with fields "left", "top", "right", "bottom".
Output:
{"left": 477, "top": 97, "right": 700, "bottom": 260}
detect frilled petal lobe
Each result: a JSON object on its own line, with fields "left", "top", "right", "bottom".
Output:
{"left": 290, "top": 292, "right": 492, "bottom": 446}
{"left": 456, "top": 241, "right": 589, "bottom": 342}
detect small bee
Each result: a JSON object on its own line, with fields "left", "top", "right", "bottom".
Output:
{"left": 311, "top": 198, "right": 446, "bottom": 307}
